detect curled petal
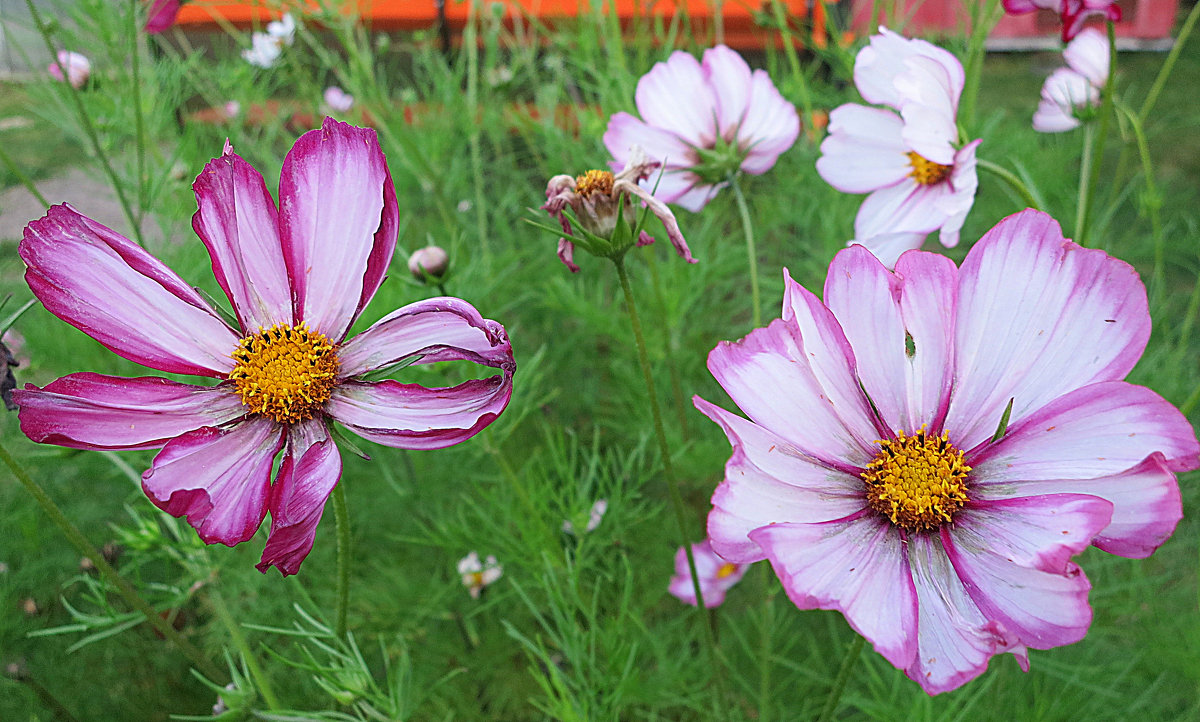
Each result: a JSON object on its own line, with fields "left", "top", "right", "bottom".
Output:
{"left": 557, "top": 238, "right": 581, "bottom": 272}
{"left": 14, "top": 373, "right": 246, "bottom": 451}
{"left": 257, "top": 419, "right": 342, "bottom": 575}
{"left": 21, "top": 205, "right": 238, "bottom": 377}
{"left": 614, "top": 178, "right": 696, "bottom": 263}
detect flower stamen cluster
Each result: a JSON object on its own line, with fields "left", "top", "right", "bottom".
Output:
{"left": 863, "top": 428, "right": 970, "bottom": 532}
{"left": 907, "top": 152, "right": 952, "bottom": 186}
{"left": 229, "top": 323, "right": 339, "bottom": 425}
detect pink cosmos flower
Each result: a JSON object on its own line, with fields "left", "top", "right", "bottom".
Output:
{"left": 817, "top": 28, "right": 980, "bottom": 269}
{"left": 603, "top": 45, "right": 799, "bottom": 212}
{"left": 1002, "top": 0, "right": 1121, "bottom": 42}
{"left": 695, "top": 209, "right": 1199, "bottom": 694}
{"left": 47, "top": 51, "right": 90, "bottom": 89}
{"left": 145, "top": 0, "right": 182, "bottom": 34}
{"left": 15, "top": 118, "right": 516, "bottom": 576}
{"left": 668, "top": 539, "right": 748, "bottom": 608}
{"left": 1033, "top": 28, "right": 1110, "bottom": 133}
{"left": 323, "top": 86, "right": 354, "bottom": 114}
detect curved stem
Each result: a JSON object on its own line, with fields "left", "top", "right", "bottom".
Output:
{"left": 816, "top": 634, "right": 865, "bottom": 722}
{"left": 731, "top": 175, "right": 761, "bottom": 329}
{"left": 332, "top": 482, "right": 351, "bottom": 639}
{"left": 976, "top": 158, "right": 1041, "bottom": 210}
{"left": 207, "top": 584, "right": 282, "bottom": 710}
{"left": 1074, "top": 122, "right": 1096, "bottom": 245}
{"left": 0, "top": 440, "right": 222, "bottom": 681}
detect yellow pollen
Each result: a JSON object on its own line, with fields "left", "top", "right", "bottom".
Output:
{"left": 907, "top": 151, "right": 952, "bottom": 186}
{"left": 716, "top": 562, "right": 738, "bottom": 579}
{"left": 228, "top": 323, "right": 340, "bottom": 425}
{"left": 862, "top": 427, "right": 970, "bottom": 532}
{"left": 574, "top": 169, "right": 614, "bottom": 198}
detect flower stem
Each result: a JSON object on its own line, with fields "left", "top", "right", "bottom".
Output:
{"left": 0, "top": 440, "right": 223, "bottom": 681}
{"left": 644, "top": 249, "right": 690, "bottom": 441}
{"left": 1075, "top": 21, "right": 1118, "bottom": 246}
{"left": 332, "top": 482, "right": 351, "bottom": 639}
{"left": 465, "top": 0, "right": 489, "bottom": 259}
{"left": 816, "top": 634, "right": 865, "bottom": 722}
{"left": 611, "top": 255, "right": 727, "bottom": 716}
{"left": 960, "top": 0, "right": 1002, "bottom": 130}
{"left": 1074, "top": 122, "right": 1096, "bottom": 246}
{"left": 757, "top": 562, "right": 775, "bottom": 722}
{"left": 977, "top": 158, "right": 1041, "bottom": 210}
{"left": 731, "top": 175, "right": 761, "bottom": 329}
{"left": 128, "top": 0, "right": 147, "bottom": 227}
{"left": 206, "top": 584, "right": 282, "bottom": 710}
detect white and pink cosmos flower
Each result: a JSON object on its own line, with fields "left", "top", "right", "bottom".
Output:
{"left": 695, "top": 209, "right": 1198, "bottom": 694}
{"left": 16, "top": 118, "right": 515, "bottom": 576}
{"left": 1002, "top": 0, "right": 1121, "bottom": 42}
{"left": 1033, "top": 28, "right": 1110, "bottom": 133}
{"left": 47, "top": 51, "right": 90, "bottom": 89}
{"left": 668, "top": 539, "right": 748, "bottom": 608}
{"left": 817, "top": 28, "right": 980, "bottom": 269}
{"left": 603, "top": 45, "right": 799, "bottom": 212}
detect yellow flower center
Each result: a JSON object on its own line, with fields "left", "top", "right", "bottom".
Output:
{"left": 574, "top": 169, "right": 614, "bottom": 198}
{"left": 228, "top": 323, "right": 339, "bottom": 425}
{"left": 716, "top": 562, "right": 738, "bottom": 579}
{"left": 862, "top": 427, "right": 970, "bottom": 532}
{"left": 907, "top": 152, "right": 952, "bottom": 186}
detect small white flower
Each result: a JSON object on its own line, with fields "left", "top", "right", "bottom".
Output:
{"left": 266, "top": 14, "right": 296, "bottom": 45}
{"left": 323, "top": 86, "right": 354, "bottom": 113}
{"left": 563, "top": 498, "right": 608, "bottom": 535}
{"left": 243, "top": 32, "right": 283, "bottom": 68}
{"left": 458, "top": 551, "right": 502, "bottom": 599}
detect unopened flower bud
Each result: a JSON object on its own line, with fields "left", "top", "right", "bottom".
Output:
{"left": 409, "top": 246, "right": 450, "bottom": 282}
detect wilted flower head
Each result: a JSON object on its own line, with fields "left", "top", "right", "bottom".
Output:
{"left": 817, "top": 27, "right": 980, "bottom": 268}
{"left": 1033, "top": 28, "right": 1110, "bottom": 133}
{"left": 458, "top": 551, "right": 502, "bottom": 598}
{"left": 47, "top": 51, "right": 90, "bottom": 89}
{"left": 1002, "top": 0, "right": 1120, "bottom": 42}
{"left": 144, "top": 0, "right": 182, "bottom": 34}
{"left": 542, "top": 146, "right": 695, "bottom": 271}
{"left": 408, "top": 245, "right": 450, "bottom": 282}
{"left": 16, "top": 118, "right": 516, "bottom": 575}
{"left": 668, "top": 539, "right": 747, "bottom": 608}
{"left": 604, "top": 45, "right": 799, "bottom": 211}
{"left": 563, "top": 498, "right": 608, "bottom": 535}
{"left": 323, "top": 86, "right": 354, "bottom": 113}
{"left": 696, "top": 209, "right": 1198, "bottom": 693}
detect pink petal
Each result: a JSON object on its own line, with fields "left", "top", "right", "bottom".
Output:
{"left": 1063, "top": 28, "right": 1110, "bottom": 88}
{"left": 144, "top": 0, "right": 181, "bottom": 34}
{"left": 931, "top": 140, "right": 981, "bottom": 249}
{"left": 823, "top": 245, "right": 959, "bottom": 434}
{"left": 326, "top": 375, "right": 513, "bottom": 450}
{"left": 701, "top": 45, "right": 753, "bottom": 137}
{"left": 954, "top": 495, "right": 1113, "bottom": 575}
{"left": 944, "top": 526, "right": 1093, "bottom": 650}
{"left": 280, "top": 118, "right": 397, "bottom": 342}
{"left": 696, "top": 396, "right": 867, "bottom": 563}
{"left": 849, "top": 233, "right": 927, "bottom": 269}
{"left": 634, "top": 50, "right": 717, "bottom": 148}
{"left": 337, "top": 297, "right": 514, "bottom": 378}
{"left": 257, "top": 418, "right": 342, "bottom": 575}
{"left": 192, "top": 143, "right": 292, "bottom": 331}
{"left": 668, "top": 539, "right": 748, "bottom": 608}
{"left": 21, "top": 205, "right": 238, "bottom": 377}
{"left": 750, "top": 514, "right": 919, "bottom": 670}
{"left": 142, "top": 417, "right": 283, "bottom": 545}
{"left": 14, "top": 373, "right": 246, "bottom": 451}
{"left": 945, "top": 210, "right": 1151, "bottom": 449}
{"left": 854, "top": 27, "right": 964, "bottom": 111}
{"left": 735, "top": 70, "right": 800, "bottom": 175}
{"left": 906, "top": 533, "right": 1026, "bottom": 694}
{"left": 816, "top": 105, "right": 910, "bottom": 193}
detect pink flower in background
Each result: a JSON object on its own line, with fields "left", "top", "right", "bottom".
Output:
{"left": 1033, "top": 28, "right": 1110, "bottom": 133}
{"left": 144, "top": 0, "right": 182, "bottom": 34}
{"left": 668, "top": 539, "right": 748, "bottom": 608}
{"left": 47, "top": 51, "right": 90, "bottom": 89}
{"left": 817, "top": 28, "right": 979, "bottom": 268}
{"left": 695, "top": 209, "right": 1198, "bottom": 694}
{"left": 16, "top": 118, "right": 516, "bottom": 576}
{"left": 1002, "top": 0, "right": 1120, "bottom": 42}
{"left": 323, "top": 86, "right": 354, "bottom": 113}
{"left": 604, "top": 45, "right": 799, "bottom": 212}
{"left": 458, "top": 552, "right": 502, "bottom": 598}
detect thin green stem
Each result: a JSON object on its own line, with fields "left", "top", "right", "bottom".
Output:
{"left": 1074, "top": 122, "right": 1096, "bottom": 244}
{"left": 128, "top": 0, "right": 147, "bottom": 225}
{"left": 977, "top": 158, "right": 1041, "bottom": 210}
{"left": 465, "top": 0, "right": 489, "bottom": 259}
{"left": 1118, "top": 102, "right": 1164, "bottom": 296}
{"left": 24, "top": 0, "right": 144, "bottom": 247}
{"left": 644, "top": 249, "right": 690, "bottom": 441}
{"left": 612, "top": 255, "right": 726, "bottom": 717}
{"left": 0, "top": 440, "right": 222, "bottom": 681}
{"left": 332, "top": 483, "right": 351, "bottom": 639}
{"left": 1139, "top": 0, "right": 1200, "bottom": 126}
{"left": 757, "top": 563, "right": 774, "bottom": 722}
{"left": 960, "top": 0, "right": 1002, "bottom": 130}
{"left": 1077, "top": 21, "right": 1118, "bottom": 245}
{"left": 207, "top": 584, "right": 282, "bottom": 710}
{"left": 0, "top": 142, "right": 49, "bottom": 207}
{"left": 816, "top": 634, "right": 866, "bottom": 722}
{"left": 731, "top": 175, "right": 761, "bottom": 329}
{"left": 769, "top": 0, "right": 813, "bottom": 126}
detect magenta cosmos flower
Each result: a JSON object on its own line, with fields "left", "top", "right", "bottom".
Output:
{"left": 1033, "top": 28, "right": 1109, "bottom": 133}
{"left": 16, "top": 118, "right": 515, "bottom": 576}
{"left": 145, "top": 0, "right": 182, "bottom": 34}
{"left": 603, "top": 45, "right": 799, "bottom": 212}
{"left": 668, "top": 539, "right": 748, "bottom": 608}
{"left": 1002, "top": 0, "right": 1120, "bottom": 42}
{"left": 695, "top": 209, "right": 1198, "bottom": 694}
{"left": 817, "top": 28, "right": 980, "bottom": 269}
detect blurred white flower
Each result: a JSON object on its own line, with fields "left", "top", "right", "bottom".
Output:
{"left": 324, "top": 86, "right": 354, "bottom": 113}
{"left": 266, "top": 14, "right": 296, "bottom": 45}
{"left": 48, "top": 51, "right": 90, "bottom": 89}
{"left": 563, "top": 498, "right": 608, "bottom": 535}
{"left": 243, "top": 32, "right": 283, "bottom": 68}
{"left": 458, "top": 552, "right": 502, "bottom": 598}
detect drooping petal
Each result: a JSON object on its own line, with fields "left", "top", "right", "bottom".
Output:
{"left": 633, "top": 50, "right": 718, "bottom": 148}
{"left": 823, "top": 245, "right": 959, "bottom": 434}
{"left": 327, "top": 375, "right": 513, "bottom": 450}
{"left": 702, "top": 45, "right": 753, "bottom": 136}
{"left": 21, "top": 204, "right": 238, "bottom": 377}
{"left": 616, "top": 178, "right": 697, "bottom": 263}
{"left": 816, "top": 105, "right": 911, "bottom": 193}
{"left": 279, "top": 117, "right": 397, "bottom": 341}
{"left": 14, "top": 373, "right": 246, "bottom": 451}
{"left": 854, "top": 27, "right": 964, "bottom": 110}
{"left": 750, "top": 514, "right": 919, "bottom": 670}
{"left": 736, "top": 70, "right": 800, "bottom": 174}
{"left": 191, "top": 142, "right": 292, "bottom": 331}
{"left": 696, "top": 396, "right": 867, "bottom": 563}
{"left": 945, "top": 209, "right": 1151, "bottom": 449}
{"left": 142, "top": 417, "right": 283, "bottom": 545}
{"left": 257, "top": 418, "right": 342, "bottom": 575}
{"left": 337, "top": 297, "right": 514, "bottom": 378}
